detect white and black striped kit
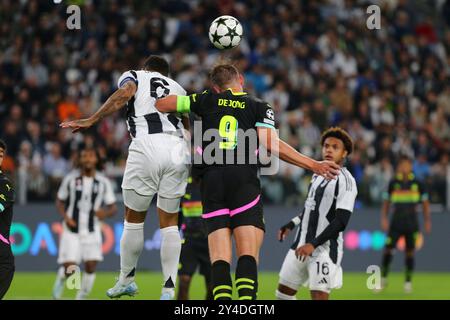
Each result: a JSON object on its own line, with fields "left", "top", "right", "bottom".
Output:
{"left": 117, "top": 70, "right": 187, "bottom": 139}
{"left": 57, "top": 171, "right": 116, "bottom": 234}
{"left": 291, "top": 168, "right": 357, "bottom": 265}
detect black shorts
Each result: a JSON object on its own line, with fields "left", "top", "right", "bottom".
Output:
{"left": 178, "top": 237, "right": 211, "bottom": 281}
{"left": 200, "top": 166, "right": 264, "bottom": 235}
{"left": 385, "top": 227, "right": 419, "bottom": 250}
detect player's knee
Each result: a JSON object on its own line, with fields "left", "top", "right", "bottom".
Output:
{"left": 275, "top": 288, "right": 297, "bottom": 300}
{"left": 179, "top": 275, "right": 191, "bottom": 287}
{"left": 84, "top": 262, "right": 97, "bottom": 274}
{"left": 123, "top": 189, "right": 151, "bottom": 215}
{"left": 157, "top": 195, "right": 181, "bottom": 214}
{"left": 125, "top": 207, "right": 146, "bottom": 223}
{"left": 311, "top": 290, "right": 329, "bottom": 300}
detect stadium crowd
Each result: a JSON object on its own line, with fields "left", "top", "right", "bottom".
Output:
{"left": 0, "top": 0, "right": 449, "bottom": 207}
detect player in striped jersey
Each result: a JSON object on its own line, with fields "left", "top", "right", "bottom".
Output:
{"left": 276, "top": 127, "right": 357, "bottom": 300}
{"left": 61, "top": 56, "right": 190, "bottom": 300}
{"left": 52, "top": 146, "right": 117, "bottom": 300}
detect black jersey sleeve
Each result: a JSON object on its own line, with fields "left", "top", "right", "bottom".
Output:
{"left": 189, "top": 90, "right": 211, "bottom": 116}
{"left": 254, "top": 101, "right": 276, "bottom": 129}
{"left": 0, "top": 178, "right": 14, "bottom": 213}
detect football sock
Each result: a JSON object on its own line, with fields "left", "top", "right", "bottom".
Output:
{"left": 119, "top": 221, "right": 144, "bottom": 284}
{"left": 235, "top": 255, "right": 258, "bottom": 300}
{"left": 57, "top": 265, "right": 66, "bottom": 280}
{"left": 76, "top": 272, "right": 96, "bottom": 300}
{"left": 275, "top": 289, "right": 297, "bottom": 300}
{"left": 211, "top": 260, "right": 232, "bottom": 300}
{"left": 405, "top": 256, "right": 414, "bottom": 282}
{"left": 381, "top": 251, "right": 393, "bottom": 278}
{"left": 160, "top": 226, "right": 181, "bottom": 290}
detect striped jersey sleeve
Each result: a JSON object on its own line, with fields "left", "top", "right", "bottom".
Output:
{"left": 336, "top": 170, "right": 358, "bottom": 212}
{"left": 117, "top": 70, "right": 138, "bottom": 88}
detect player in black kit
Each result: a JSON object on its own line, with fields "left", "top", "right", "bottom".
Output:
{"left": 0, "top": 139, "right": 15, "bottom": 299}
{"left": 177, "top": 174, "right": 212, "bottom": 300}
{"left": 156, "top": 64, "right": 339, "bottom": 300}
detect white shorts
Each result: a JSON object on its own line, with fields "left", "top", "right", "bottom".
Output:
{"left": 57, "top": 226, "right": 103, "bottom": 264}
{"left": 122, "top": 133, "right": 189, "bottom": 210}
{"left": 279, "top": 248, "right": 343, "bottom": 294}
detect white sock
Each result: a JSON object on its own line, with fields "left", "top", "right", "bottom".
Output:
{"left": 160, "top": 226, "right": 181, "bottom": 289}
{"left": 119, "top": 221, "right": 144, "bottom": 284}
{"left": 275, "top": 289, "right": 297, "bottom": 300}
{"left": 52, "top": 266, "right": 66, "bottom": 299}
{"left": 57, "top": 266, "right": 66, "bottom": 281}
{"left": 76, "top": 272, "right": 96, "bottom": 300}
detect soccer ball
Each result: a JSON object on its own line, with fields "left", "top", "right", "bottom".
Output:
{"left": 208, "top": 15, "right": 243, "bottom": 50}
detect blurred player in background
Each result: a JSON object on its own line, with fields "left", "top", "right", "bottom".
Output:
{"left": 156, "top": 64, "right": 339, "bottom": 300}
{"left": 277, "top": 127, "right": 357, "bottom": 300}
{"left": 177, "top": 174, "right": 212, "bottom": 300}
{"left": 52, "top": 146, "right": 117, "bottom": 300}
{"left": 61, "top": 56, "right": 189, "bottom": 300}
{"left": 378, "top": 156, "right": 431, "bottom": 293}
{"left": 0, "top": 140, "right": 15, "bottom": 300}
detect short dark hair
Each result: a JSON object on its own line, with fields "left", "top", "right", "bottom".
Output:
{"left": 321, "top": 127, "right": 354, "bottom": 155}
{"left": 0, "top": 139, "right": 6, "bottom": 152}
{"left": 78, "top": 144, "right": 104, "bottom": 170}
{"left": 210, "top": 64, "right": 240, "bottom": 89}
{"left": 143, "top": 55, "right": 169, "bottom": 76}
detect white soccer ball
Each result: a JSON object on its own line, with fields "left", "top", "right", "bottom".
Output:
{"left": 208, "top": 15, "right": 243, "bottom": 50}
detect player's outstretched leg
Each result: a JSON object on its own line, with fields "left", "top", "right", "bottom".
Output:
{"left": 107, "top": 205, "right": 145, "bottom": 299}
{"left": 234, "top": 225, "right": 264, "bottom": 300}
{"left": 235, "top": 255, "right": 257, "bottom": 300}
{"left": 209, "top": 228, "right": 233, "bottom": 300}
{"left": 158, "top": 202, "right": 182, "bottom": 300}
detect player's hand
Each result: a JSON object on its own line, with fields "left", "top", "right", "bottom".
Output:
{"left": 295, "top": 243, "right": 315, "bottom": 262}
{"left": 424, "top": 220, "right": 432, "bottom": 234}
{"left": 64, "top": 216, "right": 77, "bottom": 228}
{"left": 60, "top": 118, "right": 95, "bottom": 133}
{"left": 278, "top": 221, "right": 295, "bottom": 242}
{"left": 95, "top": 208, "right": 108, "bottom": 220}
{"left": 381, "top": 217, "right": 389, "bottom": 232}
{"left": 313, "top": 161, "right": 340, "bottom": 180}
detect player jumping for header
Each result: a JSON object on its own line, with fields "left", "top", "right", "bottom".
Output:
{"left": 155, "top": 64, "right": 339, "bottom": 300}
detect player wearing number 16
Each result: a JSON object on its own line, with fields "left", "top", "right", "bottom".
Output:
{"left": 155, "top": 64, "right": 340, "bottom": 300}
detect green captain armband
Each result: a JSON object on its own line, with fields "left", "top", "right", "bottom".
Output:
{"left": 176, "top": 96, "right": 191, "bottom": 113}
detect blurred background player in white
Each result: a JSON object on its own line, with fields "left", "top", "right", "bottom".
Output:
{"left": 61, "top": 56, "right": 190, "bottom": 300}
{"left": 53, "top": 146, "right": 117, "bottom": 300}
{"left": 277, "top": 127, "right": 357, "bottom": 300}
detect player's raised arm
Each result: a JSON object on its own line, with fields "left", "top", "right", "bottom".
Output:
{"left": 155, "top": 95, "right": 179, "bottom": 113}
{"left": 60, "top": 81, "right": 137, "bottom": 133}
{"left": 257, "top": 127, "right": 340, "bottom": 180}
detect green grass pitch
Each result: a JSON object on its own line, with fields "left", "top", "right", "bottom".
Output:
{"left": 4, "top": 272, "right": 450, "bottom": 300}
